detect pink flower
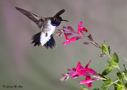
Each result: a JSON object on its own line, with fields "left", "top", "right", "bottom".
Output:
{"left": 81, "top": 60, "right": 96, "bottom": 74}
{"left": 68, "top": 62, "right": 87, "bottom": 79}
{"left": 78, "top": 21, "right": 88, "bottom": 34}
{"left": 79, "top": 76, "right": 92, "bottom": 87}
{"left": 63, "top": 32, "right": 82, "bottom": 45}
{"left": 68, "top": 61, "right": 97, "bottom": 79}
{"left": 79, "top": 76, "right": 100, "bottom": 88}
{"left": 60, "top": 61, "right": 99, "bottom": 88}
{"left": 68, "top": 61, "right": 99, "bottom": 88}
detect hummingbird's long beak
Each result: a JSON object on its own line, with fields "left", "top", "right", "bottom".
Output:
{"left": 62, "top": 19, "right": 68, "bottom": 22}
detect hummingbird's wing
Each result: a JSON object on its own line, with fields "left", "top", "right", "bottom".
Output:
{"left": 15, "top": 7, "right": 44, "bottom": 28}
{"left": 54, "top": 9, "right": 65, "bottom": 17}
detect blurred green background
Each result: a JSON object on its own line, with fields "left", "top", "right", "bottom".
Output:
{"left": 0, "top": 0, "right": 127, "bottom": 90}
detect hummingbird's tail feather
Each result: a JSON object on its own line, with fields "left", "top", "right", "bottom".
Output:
{"left": 32, "top": 32, "right": 56, "bottom": 49}
{"left": 44, "top": 35, "right": 56, "bottom": 49}
{"left": 31, "top": 32, "right": 41, "bottom": 46}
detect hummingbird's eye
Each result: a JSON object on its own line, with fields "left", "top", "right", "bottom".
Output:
{"left": 54, "top": 18, "right": 57, "bottom": 21}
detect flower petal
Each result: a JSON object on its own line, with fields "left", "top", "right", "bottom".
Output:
{"left": 63, "top": 41, "right": 70, "bottom": 45}
{"left": 69, "top": 37, "right": 82, "bottom": 43}
{"left": 72, "top": 75, "right": 79, "bottom": 79}
{"left": 63, "top": 26, "right": 68, "bottom": 32}
{"left": 68, "top": 26, "right": 75, "bottom": 32}
{"left": 83, "top": 42, "right": 91, "bottom": 45}
{"left": 60, "top": 73, "right": 70, "bottom": 81}
{"left": 81, "top": 26, "right": 88, "bottom": 33}
{"left": 87, "top": 34, "right": 93, "bottom": 41}
{"left": 64, "top": 32, "right": 69, "bottom": 41}
{"left": 86, "top": 68, "right": 96, "bottom": 74}
{"left": 68, "top": 69, "right": 76, "bottom": 76}
{"left": 78, "top": 76, "right": 92, "bottom": 87}
{"left": 56, "top": 29, "right": 64, "bottom": 37}
{"left": 78, "top": 70, "right": 87, "bottom": 76}
{"left": 79, "top": 21, "right": 82, "bottom": 26}
{"left": 84, "top": 76, "right": 92, "bottom": 87}
{"left": 65, "top": 33, "right": 73, "bottom": 36}
{"left": 56, "top": 32, "right": 63, "bottom": 37}
{"left": 76, "top": 62, "right": 81, "bottom": 72}
{"left": 85, "top": 60, "right": 91, "bottom": 69}
{"left": 72, "top": 68, "right": 76, "bottom": 71}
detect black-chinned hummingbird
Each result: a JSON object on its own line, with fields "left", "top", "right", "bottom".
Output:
{"left": 15, "top": 7, "right": 68, "bottom": 49}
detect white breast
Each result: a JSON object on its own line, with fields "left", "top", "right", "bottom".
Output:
{"left": 40, "top": 20, "right": 56, "bottom": 46}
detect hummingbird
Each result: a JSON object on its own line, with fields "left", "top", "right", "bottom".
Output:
{"left": 15, "top": 7, "right": 68, "bottom": 49}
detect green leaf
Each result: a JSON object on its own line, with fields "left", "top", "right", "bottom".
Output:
{"left": 108, "top": 46, "right": 111, "bottom": 54}
{"left": 114, "top": 81, "right": 125, "bottom": 90}
{"left": 107, "top": 60, "right": 118, "bottom": 69}
{"left": 81, "top": 86, "right": 88, "bottom": 90}
{"left": 107, "top": 60, "right": 111, "bottom": 65}
{"left": 125, "top": 83, "right": 127, "bottom": 88}
{"left": 101, "top": 44, "right": 107, "bottom": 54}
{"left": 102, "top": 60, "right": 117, "bottom": 75}
{"left": 113, "top": 52, "right": 119, "bottom": 63}
{"left": 101, "top": 78, "right": 112, "bottom": 89}
{"left": 123, "top": 64, "right": 127, "bottom": 76}
{"left": 102, "top": 67, "right": 112, "bottom": 75}
{"left": 99, "top": 74, "right": 107, "bottom": 80}
{"left": 110, "top": 60, "right": 118, "bottom": 68}
{"left": 93, "top": 88, "right": 100, "bottom": 90}
{"left": 104, "top": 41, "right": 107, "bottom": 47}
{"left": 117, "top": 72, "right": 123, "bottom": 80}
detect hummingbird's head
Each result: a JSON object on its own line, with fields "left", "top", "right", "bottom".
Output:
{"left": 51, "top": 9, "right": 68, "bottom": 26}
{"left": 51, "top": 16, "right": 68, "bottom": 26}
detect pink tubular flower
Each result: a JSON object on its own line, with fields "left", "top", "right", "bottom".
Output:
{"left": 68, "top": 62, "right": 86, "bottom": 79}
{"left": 80, "top": 60, "right": 97, "bottom": 75}
{"left": 68, "top": 61, "right": 97, "bottom": 79}
{"left": 67, "top": 61, "right": 99, "bottom": 88}
{"left": 78, "top": 21, "right": 88, "bottom": 34}
{"left": 79, "top": 76, "right": 100, "bottom": 87}
{"left": 79, "top": 76, "right": 92, "bottom": 87}
{"left": 56, "top": 21, "right": 88, "bottom": 45}
{"left": 63, "top": 32, "right": 82, "bottom": 45}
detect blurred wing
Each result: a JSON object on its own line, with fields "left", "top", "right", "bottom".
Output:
{"left": 15, "top": 7, "right": 44, "bottom": 28}
{"left": 54, "top": 9, "right": 65, "bottom": 17}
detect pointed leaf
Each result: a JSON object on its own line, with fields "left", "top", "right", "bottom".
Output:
{"left": 123, "top": 64, "right": 127, "bottom": 76}
{"left": 102, "top": 67, "right": 112, "bottom": 75}
{"left": 108, "top": 46, "right": 111, "bottom": 54}
{"left": 101, "top": 44, "right": 107, "bottom": 54}
{"left": 117, "top": 72, "right": 123, "bottom": 80}
{"left": 93, "top": 88, "right": 100, "bottom": 90}
{"left": 81, "top": 86, "right": 89, "bottom": 90}
{"left": 104, "top": 41, "right": 107, "bottom": 47}
{"left": 101, "top": 78, "right": 112, "bottom": 89}
{"left": 114, "top": 81, "right": 125, "bottom": 90}
{"left": 113, "top": 52, "right": 119, "bottom": 63}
